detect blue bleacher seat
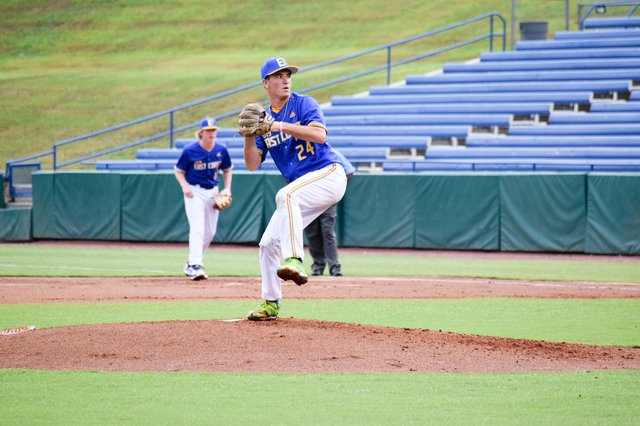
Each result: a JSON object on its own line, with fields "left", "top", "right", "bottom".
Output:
{"left": 405, "top": 69, "right": 640, "bottom": 84}
{"left": 327, "top": 136, "right": 428, "bottom": 149}
{"left": 325, "top": 114, "right": 511, "bottom": 127}
{"left": 482, "top": 47, "right": 640, "bottom": 61}
{"left": 465, "top": 135, "right": 640, "bottom": 148}
{"left": 426, "top": 147, "right": 640, "bottom": 159}
{"left": 516, "top": 37, "right": 640, "bottom": 50}
{"left": 590, "top": 101, "right": 640, "bottom": 112}
{"left": 370, "top": 80, "right": 630, "bottom": 95}
{"left": 331, "top": 92, "right": 593, "bottom": 105}
{"left": 548, "top": 112, "right": 640, "bottom": 124}
{"left": 583, "top": 17, "right": 640, "bottom": 30}
{"left": 324, "top": 103, "right": 551, "bottom": 115}
{"left": 329, "top": 125, "right": 469, "bottom": 138}
{"left": 554, "top": 29, "right": 640, "bottom": 40}
{"left": 443, "top": 58, "right": 640, "bottom": 72}
{"left": 509, "top": 124, "right": 640, "bottom": 136}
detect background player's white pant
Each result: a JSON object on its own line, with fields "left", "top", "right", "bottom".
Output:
{"left": 184, "top": 185, "right": 219, "bottom": 266}
{"left": 259, "top": 163, "right": 347, "bottom": 301}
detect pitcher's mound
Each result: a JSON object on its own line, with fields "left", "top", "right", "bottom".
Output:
{"left": 2, "top": 318, "right": 639, "bottom": 373}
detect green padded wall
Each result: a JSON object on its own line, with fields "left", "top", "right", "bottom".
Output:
{"left": 0, "top": 207, "right": 32, "bottom": 241}
{"left": 120, "top": 172, "right": 275, "bottom": 243}
{"left": 217, "top": 172, "right": 272, "bottom": 243}
{"left": 586, "top": 173, "right": 640, "bottom": 255}
{"left": 28, "top": 171, "right": 640, "bottom": 254}
{"left": 500, "top": 174, "right": 586, "bottom": 252}
{"left": 32, "top": 172, "right": 57, "bottom": 239}
{"left": 415, "top": 174, "right": 500, "bottom": 250}
{"left": 33, "top": 171, "right": 121, "bottom": 240}
{"left": 342, "top": 174, "right": 417, "bottom": 248}
{"left": 121, "top": 172, "right": 187, "bottom": 241}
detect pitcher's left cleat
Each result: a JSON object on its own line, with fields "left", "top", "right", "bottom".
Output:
{"left": 247, "top": 300, "right": 280, "bottom": 321}
{"left": 277, "top": 257, "right": 308, "bottom": 285}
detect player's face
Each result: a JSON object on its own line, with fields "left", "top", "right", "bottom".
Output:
{"left": 264, "top": 71, "right": 291, "bottom": 98}
{"left": 201, "top": 128, "right": 216, "bottom": 143}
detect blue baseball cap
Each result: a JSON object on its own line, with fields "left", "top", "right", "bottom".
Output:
{"left": 199, "top": 117, "right": 218, "bottom": 130}
{"left": 260, "top": 57, "right": 299, "bottom": 80}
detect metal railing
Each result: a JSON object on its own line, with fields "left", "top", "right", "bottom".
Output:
{"left": 4, "top": 12, "right": 505, "bottom": 196}
{"left": 578, "top": 1, "right": 640, "bottom": 29}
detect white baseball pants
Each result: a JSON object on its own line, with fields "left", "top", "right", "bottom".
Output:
{"left": 259, "top": 163, "right": 347, "bottom": 301}
{"left": 184, "top": 185, "right": 219, "bottom": 266}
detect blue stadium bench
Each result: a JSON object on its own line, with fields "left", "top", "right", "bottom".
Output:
{"left": 548, "top": 112, "right": 640, "bottom": 124}
{"left": 324, "top": 103, "right": 552, "bottom": 115}
{"left": 509, "top": 123, "right": 640, "bottom": 136}
{"left": 327, "top": 136, "right": 429, "bottom": 149}
{"left": 482, "top": 47, "right": 640, "bottom": 61}
{"left": 465, "top": 135, "right": 640, "bottom": 148}
{"left": 425, "top": 147, "right": 640, "bottom": 159}
{"left": 325, "top": 114, "right": 512, "bottom": 127}
{"left": 405, "top": 69, "right": 640, "bottom": 84}
{"left": 329, "top": 125, "right": 469, "bottom": 138}
{"left": 590, "top": 101, "right": 640, "bottom": 112}
{"left": 331, "top": 92, "right": 593, "bottom": 105}
{"left": 554, "top": 29, "right": 640, "bottom": 40}
{"left": 583, "top": 17, "right": 640, "bottom": 30}
{"left": 516, "top": 37, "right": 640, "bottom": 50}
{"left": 443, "top": 58, "right": 640, "bottom": 72}
{"left": 136, "top": 149, "right": 181, "bottom": 160}
{"left": 91, "top": 160, "right": 176, "bottom": 171}
{"left": 369, "top": 80, "right": 631, "bottom": 95}
{"left": 416, "top": 158, "right": 640, "bottom": 172}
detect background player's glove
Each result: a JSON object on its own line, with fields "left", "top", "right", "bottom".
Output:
{"left": 238, "top": 103, "right": 274, "bottom": 137}
{"left": 212, "top": 189, "right": 232, "bottom": 210}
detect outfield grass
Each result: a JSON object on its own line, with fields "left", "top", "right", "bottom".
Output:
{"left": 1, "top": 369, "right": 639, "bottom": 425}
{"left": 2, "top": 244, "right": 639, "bottom": 283}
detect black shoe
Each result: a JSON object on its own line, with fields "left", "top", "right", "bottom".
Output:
{"left": 330, "top": 265, "right": 342, "bottom": 277}
{"left": 311, "top": 264, "right": 325, "bottom": 276}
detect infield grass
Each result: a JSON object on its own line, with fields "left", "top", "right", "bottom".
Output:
{"left": 1, "top": 369, "right": 639, "bottom": 425}
{"left": 1, "top": 299, "right": 639, "bottom": 347}
{"left": 1, "top": 244, "right": 639, "bottom": 283}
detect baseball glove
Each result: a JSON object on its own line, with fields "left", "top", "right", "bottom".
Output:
{"left": 238, "top": 103, "right": 274, "bottom": 137}
{"left": 212, "top": 190, "right": 232, "bottom": 210}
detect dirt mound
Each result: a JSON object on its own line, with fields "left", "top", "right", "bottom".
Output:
{"left": 2, "top": 318, "right": 639, "bottom": 373}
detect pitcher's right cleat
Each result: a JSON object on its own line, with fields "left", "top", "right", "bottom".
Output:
{"left": 277, "top": 257, "right": 308, "bottom": 285}
{"left": 247, "top": 300, "right": 280, "bottom": 321}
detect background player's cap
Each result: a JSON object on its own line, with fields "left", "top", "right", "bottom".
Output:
{"left": 261, "top": 57, "right": 299, "bottom": 80}
{"left": 199, "top": 117, "right": 218, "bottom": 130}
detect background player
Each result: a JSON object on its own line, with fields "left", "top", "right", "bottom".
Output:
{"left": 305, "top": 149, "right": 355, "bottom": 277}
{"left": 174, "top": 117, "right": 232, "bottom": 280}
{"left": 241, "top": 57, "right": 347, "bottom": 320}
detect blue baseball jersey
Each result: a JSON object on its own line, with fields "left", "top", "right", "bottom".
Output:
{"left": 175, "top": 142, "right": 232, "bottom": 187}
{"left": 255, "top": 92, "right": 341, "bottom": 182}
